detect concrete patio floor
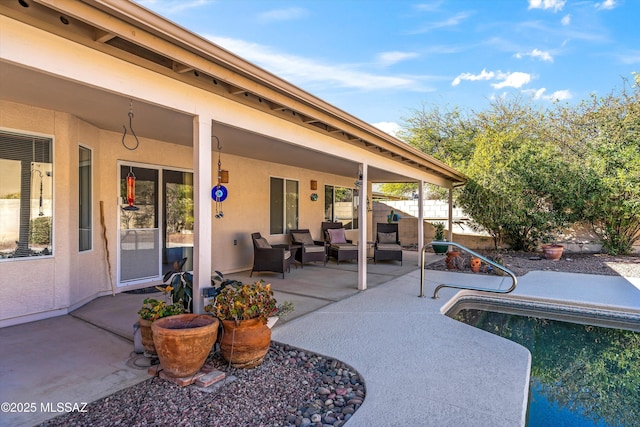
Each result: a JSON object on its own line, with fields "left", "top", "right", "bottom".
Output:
{"left": 2, "top": 251, "right": 640, "bottom": 427}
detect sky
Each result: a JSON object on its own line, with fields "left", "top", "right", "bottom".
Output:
{"left": 138, "top": 0, "right": 639, "bottom": 136}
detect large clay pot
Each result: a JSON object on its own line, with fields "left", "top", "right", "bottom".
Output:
{"left": 138, "top": 318, "right": 156, "bottom": 355}
{"left": 220, "top": 318, "right": 271, "bottom": 369}
{"left": 542, "top": 244, "right": 564, "bottom": 261}
{"left": 152, "top": 314, "right": 219, "bottom": 378}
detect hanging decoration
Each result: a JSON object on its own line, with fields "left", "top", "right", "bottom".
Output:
{"left": 212, "top": 135, "right": 228, "bottom": 219}
{"left": 123, "top": 166, "right": 139, "bottom": 211}
{"left": 122, "top": 99, "right": 140, "bottom": 151}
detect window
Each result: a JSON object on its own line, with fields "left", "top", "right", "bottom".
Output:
{"left": 324, "top": 185, "right": 358, "bottom": 229}
{"left": 270, "top": 177, "right": 298, "bottom": 234}
{"left": 0, "top": 131, "right": 53, "bottom": 259}
{"left": 79, "top": 146, "right": 92, "bottom": 251}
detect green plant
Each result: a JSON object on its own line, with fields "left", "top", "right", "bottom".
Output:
{"left": 205, "top": 280, "right": 293, "bottom": 324}
{"left": 162, "top": 258, "right": 192, "bottom": 312}
{"left": 138, "top": 297, "right": 184, "bottom": 321}
{"left": 432, "top": 222, "right": 445, "bottom": 240}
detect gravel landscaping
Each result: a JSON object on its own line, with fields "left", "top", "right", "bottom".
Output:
{"left": 40, "top": 342, "right": 365, "bottom": 427}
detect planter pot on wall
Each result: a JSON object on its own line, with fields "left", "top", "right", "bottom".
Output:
{"left": 151, "top": 314, "right": 219, "bottom": 378}
{"left": 542, "top": 244, "right": 564, "bottom": 261}
{"left": 220, "top": 318, "right": 271, "bottom": 369}
{"left": 432, "top": 242, "right": 449, "bottom": 254}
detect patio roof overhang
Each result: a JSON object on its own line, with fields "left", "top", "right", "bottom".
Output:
{"left": 0, "top": 0, "right": 466, "bottom": 188}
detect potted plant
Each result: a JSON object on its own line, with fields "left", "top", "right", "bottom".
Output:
{"left": 137, "top": 287, "right": 185, "bottom": 355}
{"left": 542, "top": 244, "right": 564, "bottom": 261}
{"left": 205, "top": 280, "right": 294, "bottom": 368}
{"left": 431, "top": 222, "right": 448, "bottom": 254}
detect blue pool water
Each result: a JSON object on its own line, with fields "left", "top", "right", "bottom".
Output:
{"left": 453, "top": 309, "right": 640, "bottom": 427}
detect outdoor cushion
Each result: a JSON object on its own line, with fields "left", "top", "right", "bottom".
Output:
{"left": 303, "top": 245, "right": 325, "bottom": 253}
{"left": 330, "top": 243, "right": 357, "bottom": 250}
{"left": 284, "top": 250, "right": 291, "bottom": 259}
{"left": 255, "top": 237, "right": 271, "bottom": 249}
{"left": 378, "top": 232, "right": 397, "bottom": 244}
{"left": 327, "top": 228, "right": 347, "bottom": 244}
{"left": 377, "top": 243, "right": 401, "bottom": 251}
{"left": 291, "top": 232, "right": 315, "bottom": 246}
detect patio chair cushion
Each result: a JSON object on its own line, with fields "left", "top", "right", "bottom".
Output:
{"left": 378, "top": 232, "right": 397, "bottom": 244}
{"left": 327, "top": 228, "right": 347, "bottom": 244}
{"left": 255, "top": 237, "right": 271, "bottom": 249}
{"left": 303, "top": 245, "right": 325, "bottom": 253}
{"left": 291, "top": 232, "right": 315, "bottom": 246}
{"left": 284, "top": 250, "right": 292, "bottom": 259}
{"left": 330, "top": 243, "right": 357, "bottom": 250}
{"left": 377, "top": 243, "right": 401, "bottom": 251}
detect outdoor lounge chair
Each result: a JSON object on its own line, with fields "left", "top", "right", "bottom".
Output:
{"left": 321, "top": 222, "right": 358, "bottom": 264}
{"left": 289, "top": 229, "right": 326, "bottom": 267}
{"left": 250, "top": 232, "right": 293, "bottom": 279}
{"left": 374, "top": 223, "right": 403, "bottom": 265}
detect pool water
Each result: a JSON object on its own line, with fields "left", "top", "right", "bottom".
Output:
{"left": 454, "top": 309, "right": 640, "bottom": 427}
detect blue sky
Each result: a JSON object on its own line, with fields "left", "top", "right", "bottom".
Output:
{"left": 138, "top": 0, "right": 639, "bottom": 136}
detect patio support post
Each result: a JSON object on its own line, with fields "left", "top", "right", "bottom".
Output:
{"left": 357, "top": 163, "right": 368, "bottom": 291}
{"left": 192, "top": 115, "right": 213, "bottom": 314}
{"left": 417, "top": 181, "right": 424, "bottom": 266}
{"left": 448, "top": 186, "right": 454, "bottom": 242}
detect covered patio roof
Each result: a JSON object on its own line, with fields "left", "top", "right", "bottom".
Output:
{"left": 0, "top": 0, "right": 466, "bottom": 187}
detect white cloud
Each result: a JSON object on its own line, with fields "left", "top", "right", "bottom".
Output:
{"left": 491, "top": 72, "right": 532, "bottom": 89}
{"left": 207, "top": 36, "right": 418, "bottom": 91}
{"left": 528, "top": 0, "right": 566, "bottom": 12}
{"left": 451, "top": 69, "right": 495, "bottom": 86}
{"left": 373, "top": 122, "right": 401, "bottom": 137}
{"left": 414, "top": 2, "right": 444, "bottom": 12}
{"left": 257, "top": 7, "right": 308, "bottom": 23}
{"left": 595, "top": 0, "right": 617, "bottom": 10}
{"left": 412, "top": 12, "right": 472, "bottom": 33}
{"left": 561, "top": 14, "right": 571, "bottom": 26}
{"left": 515, "top": 48, "right": 554, "bottom": 62}
{"left": 138, "top": 0, "right": 213, "bottom": 14}
{"left": 525, "top": 87, "right": 572, "bottom": 101}
{"left": 377, "top": 51, "right": 420, "bottom": 66}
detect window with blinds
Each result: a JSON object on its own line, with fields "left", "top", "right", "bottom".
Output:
{"left": 0, "top": 131, "right": 53, "bottom": 259}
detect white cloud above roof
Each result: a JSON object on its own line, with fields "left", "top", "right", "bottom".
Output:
{"left": 515, "top": 49, "right": 554, "bottom": 62}
{"left": 595, "top": 0, "right": 617, "bottom": 10}
{"left": 561, "top": 14, "right": 571, "bottom": 26}
{"left": 257, "top": 7, "right": 308, "bottom": 23}
{"left": 377, "top": 51, "right": 420, "bottom": 66}
{"left": 528, "top": 0, "right": 566, "bottom": 12}
{"left": 525, "top": 87, "right": 572, "bottom": 101}
{"left": 207, "top": 36, "right": 421, "bottom": 91}
{"left": 373, "top": 121, "right": 401, "bottom": 137}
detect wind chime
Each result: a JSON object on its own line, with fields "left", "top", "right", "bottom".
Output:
{"left": 212, "top": 135, "right": 229, "bottom": 219}
{"left": 122, "top": 99, "right": 140, "bottom": 211}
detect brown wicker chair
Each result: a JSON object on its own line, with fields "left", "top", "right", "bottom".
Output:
{"left": 289, "top": 229, "right": 326, "bottom": 267}
{"left": 321, "top": 222, "right": 358, "bottom": 264}
{"left": 250, "top": 232, "right": 293, "bottom": 279}
{"left": 374, "top": 223, "right": 402, "bottom": 265}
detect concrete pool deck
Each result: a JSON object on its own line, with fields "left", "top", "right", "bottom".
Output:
{"left": 2, "top": 264, "right": 640, "bottom": 426}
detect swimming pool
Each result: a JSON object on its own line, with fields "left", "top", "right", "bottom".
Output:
{"left": 447, "top": 298, "right": 640, "bottom": 427}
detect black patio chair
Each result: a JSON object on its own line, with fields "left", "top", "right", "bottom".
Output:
{"left": 289, "top": 229, "right": 326, "bottom": 267}
{"left": 250, "top": 232, "right": 293, "bottom": 279}
{"left": 374, "top": 223, "right": 403, "bottom": 265}
{"left": 321, "top": 222, "right": 358, "bottom": 264}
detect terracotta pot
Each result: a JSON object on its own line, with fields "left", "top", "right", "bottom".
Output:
{"left": 470, "top": 257, "right": 481, "bottom": 273}
{"left": 446, "top": 251, "right": 463, "bottom": 270}
{"left": 138, "top": 318, "right": 156, "bottom": 355}
{"left": 151, "top": 314, "right": 219, "bottom": 378}
{"left": 220, "top": 318, "right": 271, "bottom": 369}
{"left": 542, "top": 244, "right": 564, "bottom": 261}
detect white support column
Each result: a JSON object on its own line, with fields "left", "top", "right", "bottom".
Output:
{"left": 192, "top": 115, "right": 213, "bottom": 314}
{"left": 448, "top": 186, "right": 454, "bottom": 242}
{"left": 417, "top": 181, "right": 425, "bottom": 265}
{"left": 357, "top": 163, "right": 368, "bottom": 291}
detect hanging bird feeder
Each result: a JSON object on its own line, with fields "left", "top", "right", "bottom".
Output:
{"left": 123, "top": 167, "right": 139, "bottom": 211}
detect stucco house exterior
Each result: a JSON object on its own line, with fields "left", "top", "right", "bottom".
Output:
{"left": 0, "top": 0, "right": 466, "bottom": 327}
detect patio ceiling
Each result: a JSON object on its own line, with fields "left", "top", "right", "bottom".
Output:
{"left": 1, "top": 61, "right": 411, "bottom": 182}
